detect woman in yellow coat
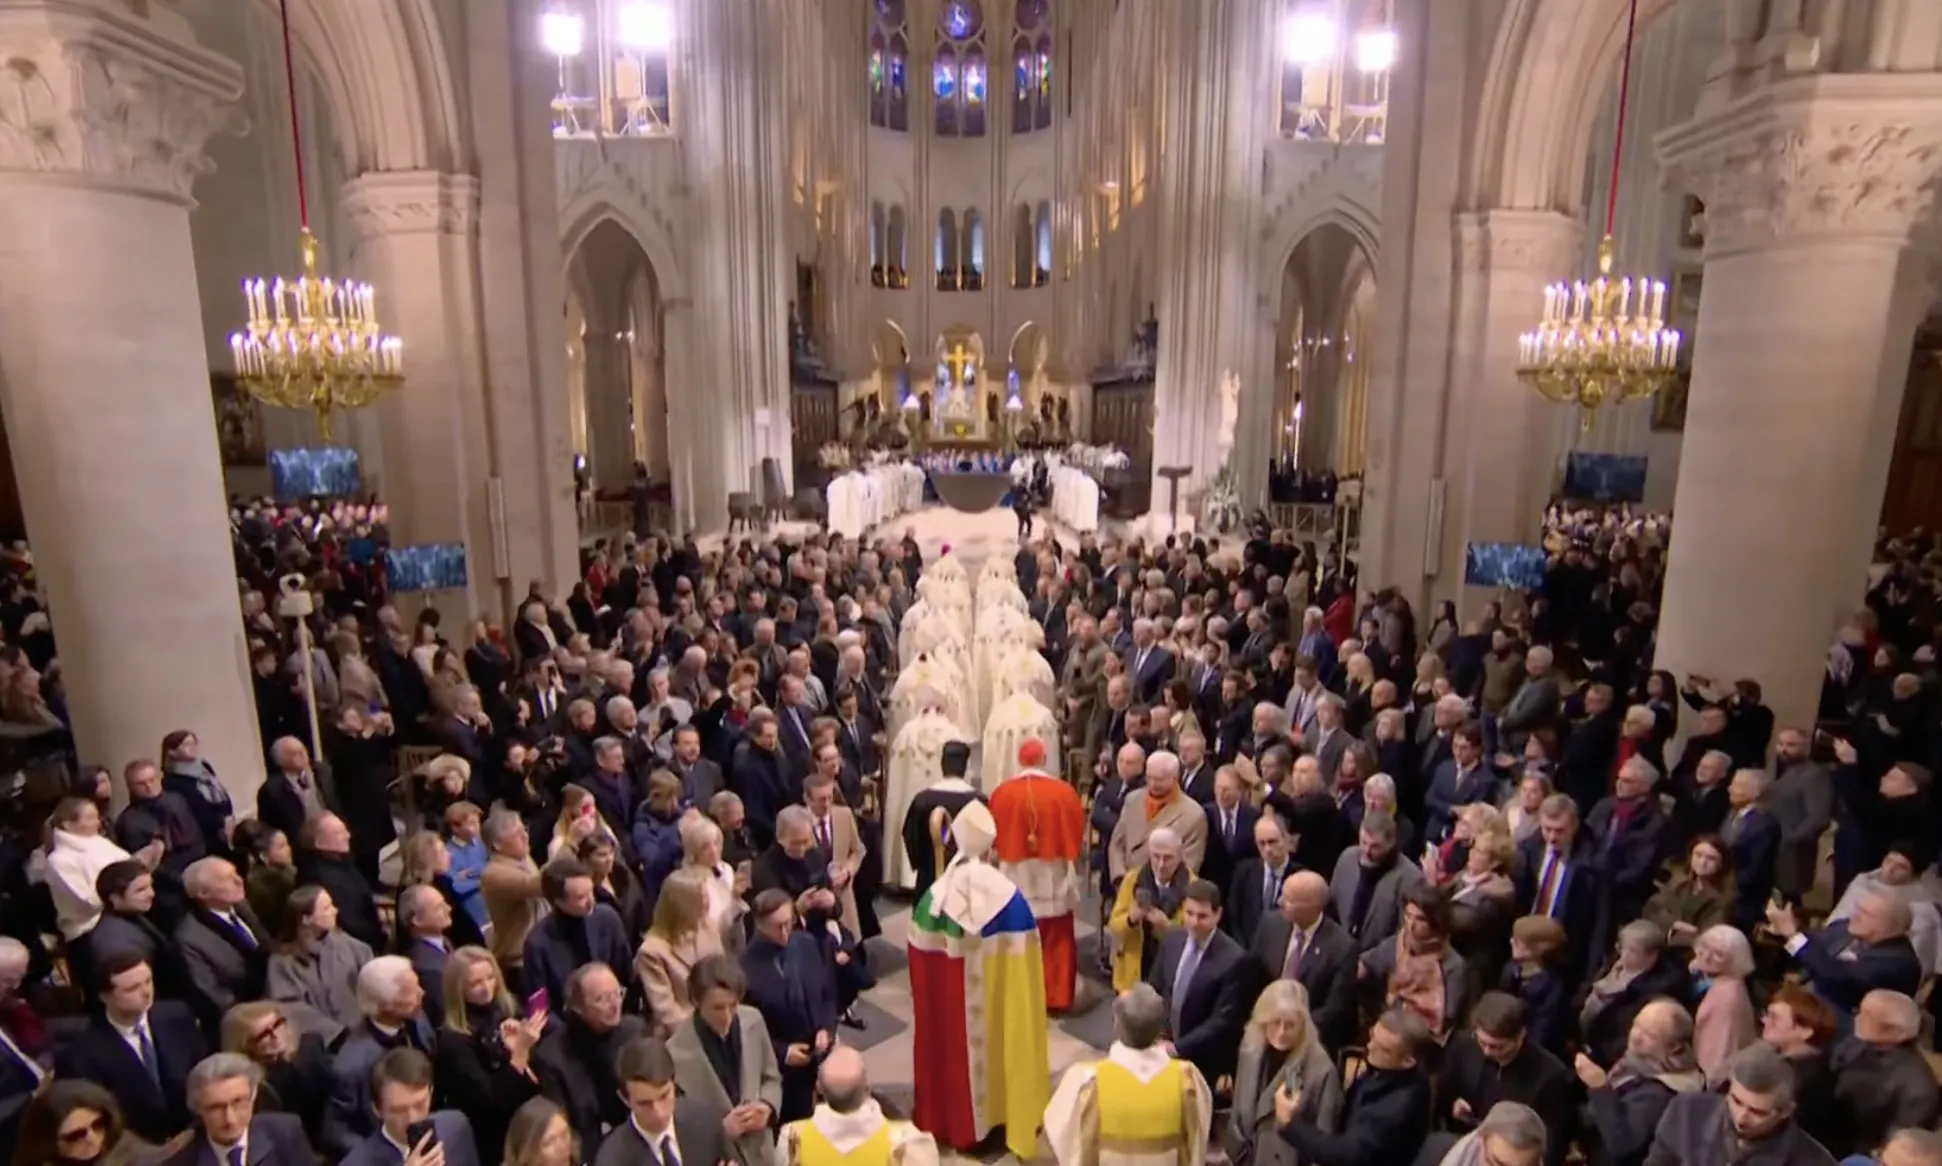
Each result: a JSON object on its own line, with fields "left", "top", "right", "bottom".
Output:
{"left": 1106, "top": 827, "right": 1192, "bottom": 991}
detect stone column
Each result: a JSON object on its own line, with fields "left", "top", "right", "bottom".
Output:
{"left": 1445, "top": 211, "right": 1584, "bottom": 600}
{"left": 681, "top": 0, "right": 795, "bottom": 531}
{"left": 339, "top": 172, "right": 503, "bottom": 616}
{"left": 1148, "top": 0, "right": 1273, "bottom": 514}
{"left": 1652, "top": 84, "right": 1942, "bottom": 732}
{"left": 0, "top": 1, "right": 265, "bottom": 803}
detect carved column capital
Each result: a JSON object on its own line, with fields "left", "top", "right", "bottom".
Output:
{"left": 341, "top": 171, "right": 482, "bottom": 240}
{"left": 1658, "top": 77, "right": 1942, "bottom": 257}
{"left": 1453, "top": 210, "right": 1583, "bottom": 276}
{"left": 0, "top": 0, "right": 245, "bottom": 205}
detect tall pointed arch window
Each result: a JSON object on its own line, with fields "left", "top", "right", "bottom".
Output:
{"left": 934, "top": 0, "right": 987, "bottom": 138}
{"left": 871, "top": 0, "right": 909, "bottom": 130}
{"left": 870, "top": 202, "right": 887, "bottom": 286}
{"left": 963, "top": 210, "right": 985, "bottom": 290}
{"left": 1012, "top": 0, "right": 1053, "bottom": 133}
{"left": 936, "top": 209, "right": 959, "bottom": 290}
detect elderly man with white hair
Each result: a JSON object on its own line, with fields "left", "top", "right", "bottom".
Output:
{"left": 320, "top": 956, "right": 434, "bottom": 1158}
{"left": 1827, "top": 989, "right": 1941, "bottom": 1158}
{"left": 1586, "top": 755, "right": 1672, "bottom": 943}
{"left": 1125, "top": 616, "right": 1176, "bottom": 704}
{"left": 1108, "top": 751, "right": 1208, "bottom": 887}
{"left": 0, "top": 935, "right": 46, "bottom": 1135}
{"left": 1767, "top": 886, "right": 1924, "bottom": 1015}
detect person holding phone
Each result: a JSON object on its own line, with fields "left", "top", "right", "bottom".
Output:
{"left": 339, "top": 1048, "right": 481, "bottom": 1166}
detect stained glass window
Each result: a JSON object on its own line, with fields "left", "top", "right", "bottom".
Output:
{"left": 934, "top": 49, "right": 959, "bottom": 135}
{"left": 1010, "top": 1, "right": 1052, "bottom": 135}
{"left": 871, "top": 0, "right": 908, "bottom": 132}
{"left": 940, "top": 0, "right": 982, "bottom": 40}
{"left": 963, "top": 51, "right": 986, "bottom": 136}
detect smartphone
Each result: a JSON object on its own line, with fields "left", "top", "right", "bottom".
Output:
{"left": 1770, "top": 889, "right": 1788, "bottom": 908}
{"left": 1134, "top": 888, "right": 1155, "bottom": 911}
{"left": 525, "top": 988, "right": 549, "bottom": 1019}
{"left": 405, "top": 1119, "right": 441, "bottom": 1152}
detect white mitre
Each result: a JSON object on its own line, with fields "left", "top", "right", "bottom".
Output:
{"left": 927, "top": 552, "right": 969, "bottom": 585}
{"left": 989, "top": 642, "right": 1057, "bottom": 709}
{"left": 930, "top": 800, "right": 1022, "bottom": 933}
{"left": 983, "top": 693, "right": 1061, "bottom": 781}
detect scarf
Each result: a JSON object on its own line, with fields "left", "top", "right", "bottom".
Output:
{"left": 694, "top": 1012, "right": 743, "bottom": 1103}
{"left": 1347, "top": 851, "right": 1397, "bottom": 938}
{"left": 1144, "top": 787, "right": 1176, "bottom": 822}
{"left": 167, "top": 758, "right": 230, "bottom": 808}
{"left": 1134, "top": 863, "right": 1190, "bottom": 918}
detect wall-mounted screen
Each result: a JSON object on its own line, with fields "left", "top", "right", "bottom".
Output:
{"left": 1463, "top": 542, "right": 1548, "bottom": 591}
{"left": 1561, "top": 452, "right": 1648, "bottom": 504}
{"left": 268, "top": 447, "right": 362, "bottom": 500}
{"left": 385, "top": 543, "right": 468, "bottom": 593}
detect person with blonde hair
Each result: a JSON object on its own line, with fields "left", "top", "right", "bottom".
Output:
{"left": 1688, "top": 924, "right": 1757, "bottom": 1088}
{"left": 635, "top": 868, "right": 722, "bottom": 1037}
{"left": 678, "top": 810, "right": 746, "bottom": 950}
{"left": 503, "top": 1095, "right": 577, "bottom": 1166}
{"left": 434, "top": 946, "right": 544, "bottom": 1161}
{"left": 219, "top": 1000, "right": 335, "bottom": 1145}
{"left": 1225, "top": 980, "right": 1343, "bottom": 1166}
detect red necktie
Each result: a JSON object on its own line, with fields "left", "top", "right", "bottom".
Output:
{"left": 1536, "top": 851, "right": 1562, "bottom": 915}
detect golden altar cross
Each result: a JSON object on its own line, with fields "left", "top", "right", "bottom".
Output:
{"left": 942, "top": 341, "right": 976, "bottom": 388}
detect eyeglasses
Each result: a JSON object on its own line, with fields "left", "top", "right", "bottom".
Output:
{"left": 58, "top": 1116, "right": 108, "bottom": 1144}
{"left": 251, "top": 1015, "right": 290, "bottom": 1044}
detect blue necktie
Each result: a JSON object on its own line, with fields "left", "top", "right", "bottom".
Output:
{"left": 227, "top": 1146, "right": 245, "bottom": 1166}
{"left": 1172, "top": 940, "right": 1202, "bottom": 1034}
{"left": 136, "top": 1023, "right": 160, "bottom": 1087}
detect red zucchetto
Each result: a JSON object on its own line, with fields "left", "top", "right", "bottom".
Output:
{"left": 1017, "top": 739, "right": 1047, "bottom": 768}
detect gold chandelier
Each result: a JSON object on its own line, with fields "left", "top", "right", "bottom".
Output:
{"left": 1513, "top": 0, "right": 1678, "bottom": 430}
{"left": 229, "top": 0, "right": 402, "bottom": 440}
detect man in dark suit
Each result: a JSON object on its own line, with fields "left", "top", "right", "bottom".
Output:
{"left": 775, "top": 677, "right": 817, "bottom": 775}
{"left": 1147, "top": 879, "right": 1249, "bottom": 1088}
{"left": 113, "top": 760, "right": 207, "bottom": 928}
{"left": 1249, "top": 870, "right": 1357, "bottom": 1050}
{"left": 1436, "top": 993, "right": 1575, "bottom": 1166}
{"left": 1720, "top": 768, "right": 1782, "bottom": 930}
{"left": 1512, "top": 794, "right": 1601, "bottom": 977}
{"left": 1585, "top": 757, "right": 1671, "bottom": 953}
{"left": 596, "top": 1037, "right": 731, "bottom": 1166}
{"left": 1175, "top": 732, "right": 1216, "bottom": 807}
{"left": 55, "top": 952, "right": 207, "bottom": 1143}
{"left": 1201, "top": 768, "right": 1261, "bottom": 897}
{"left": 1124, "top": 619, "right": 1176, "bottom": 705}
{"left": 394, "top": 886, "right": 453, "bottom": 1028}
{"left": 77, "top": 861, "right": 191, "bottom": 1007}
{"left": 255, "top": 737, "right": 341, "bottom": 851}
{"left": 339, "top": 1049, "right": 482, "bottom": 1166}
{"left": 740, "top": 889, "right": 838, "bottom": 1122}
{"left": 534, "top": 965, "right": 649, "bottom": 1154}
{"left": 1309, "top": 695, "right": 1352, "bottom": 785}
{"left": 1224, "top": 814, "right": 1296, "bottom": 944}
{"left": 522, "top": 857, "right": 636, "bottom": 1019}
{"left": 1767, "top": 891, "right": 1925, "bottom": 1015}
{"left": 665, "top": 724, "right": 726, "bottom": 807}
{"left": 831, "top": 686, "right": 880, "bottom": 781}
{"left": 175, "top": 857, "right": 271, "bottom": 1026}
{"left": 323, "top": 956, "right": 439, "bottom": 1159}
{"left": 166, "top": 1051, "right": 315, "bottom": 1166}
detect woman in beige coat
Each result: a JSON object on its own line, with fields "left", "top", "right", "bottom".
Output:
{"left": 634, "top": 868, "right": 724, "bottom": 1037}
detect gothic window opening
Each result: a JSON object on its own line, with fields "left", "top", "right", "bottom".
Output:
{"left": 871, "top": 0, "right": 909, "bottom": 130}
{"left": 870, "top": 202, "right": 888, "bottom": 286}
{"left": 887, "top": 204, "right": 909, "bottom": 287}
{"left": 1034, "top": 201, "right": 1053, "bottom": 287}
{"left": 963, "top": 210, "right": 985, "bottom": 290}
{"left": 541, "top": 0, "right": 676, "bottom": 139}
{"left": 1011, "top": 204, "right": 1034, "bottom": 288}
{"left": 1011, "top": 0, "right": 1053, "bottom": 133}
{"left": 936, "top": 208, "right": 959, "bottom": 291}
{"left": 934, "top": 0, "right": 987, "bottom": 138}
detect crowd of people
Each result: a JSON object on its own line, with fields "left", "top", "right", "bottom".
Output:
{"left": 0, "top": 489, "right": 1939, "bottom": 1166}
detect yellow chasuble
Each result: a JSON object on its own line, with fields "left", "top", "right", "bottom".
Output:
{"left": 1095, "top": 1061, "right": 1187, "bottom": 1157}
{"left": 793, "top": 1122, "right": 891, "bottom": 1166}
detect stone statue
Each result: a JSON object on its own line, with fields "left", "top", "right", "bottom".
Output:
{"left": 1216, "top": 369, "right": 1240, "bottom": 459}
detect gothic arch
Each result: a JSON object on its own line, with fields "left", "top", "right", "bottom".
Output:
{"left": 1270, "top": 199, "right": 1381, "bottom": 285}
{"left": 1470, "top": 0, "right": 1680, "bottom": 213}
{"left": 264, "top": 0, "right": 464, "bottom": 175}
{"left": 559, "top": 197, "right": 689, "bottom": 303}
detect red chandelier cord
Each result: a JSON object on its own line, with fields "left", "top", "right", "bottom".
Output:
{"left": 277, "top": 0, "right": 310, "bottom": 230}
{"left": 1603, "top": 0, "right": 1642, "bottom": 237}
